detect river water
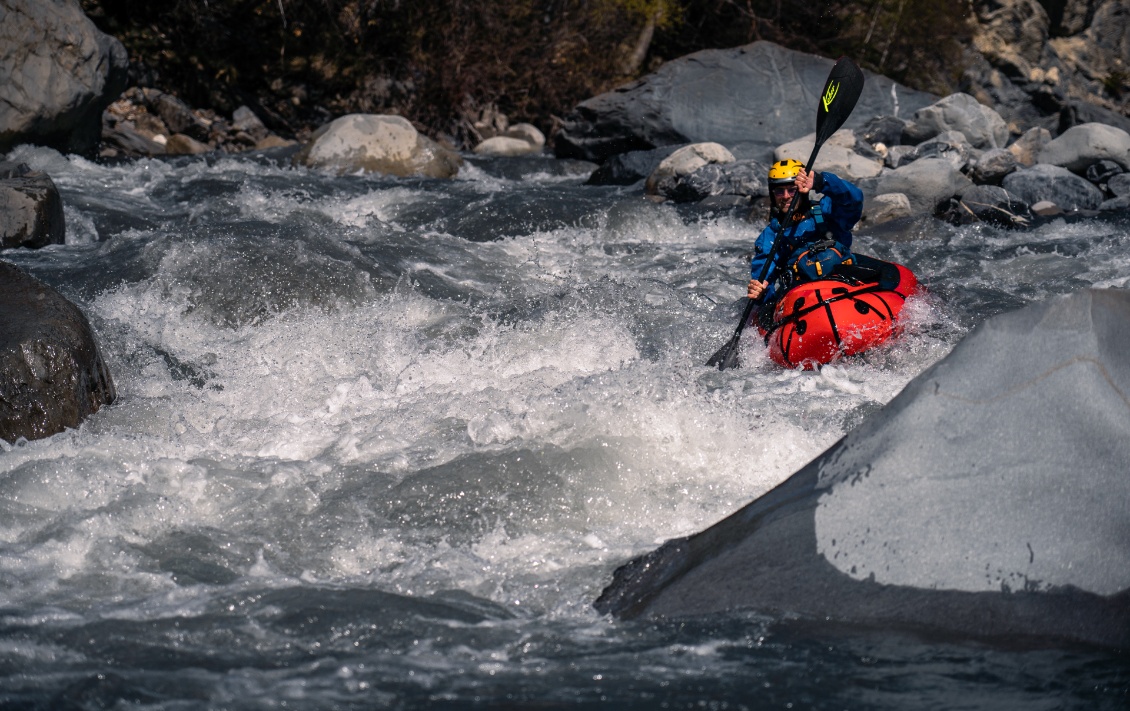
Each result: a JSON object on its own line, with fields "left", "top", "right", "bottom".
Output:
{"left": 1, "top": 144, "right": 1127, "bottom": 709}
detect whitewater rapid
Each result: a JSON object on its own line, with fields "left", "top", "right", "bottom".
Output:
{"left": 2, "top": 144, "right": 1126, "bottom": 708}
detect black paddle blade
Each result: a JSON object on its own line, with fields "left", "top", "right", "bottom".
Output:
{"left": 706, "top": 333, "right": 742, "bottom": 370}
{"left": 813, "top": 57, "right": 865, "bottom": 149}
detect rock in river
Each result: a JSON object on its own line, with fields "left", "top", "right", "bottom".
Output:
{"left": 554, "top": 41, "right": 937, "bottom": 163}
{"left": 596, "top": 289, "right": 1130, "bottom": 648}
{"left": 1, "top": 262, "right": 116, "bottom": 443}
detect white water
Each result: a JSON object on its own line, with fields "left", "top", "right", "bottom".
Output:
{"left": 2, "top": 144, "right": 1127, "bottom": 708}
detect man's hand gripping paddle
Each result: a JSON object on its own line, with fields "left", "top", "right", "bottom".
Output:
{"left": 706, "top": 57, "right": 865, "bottom": 370}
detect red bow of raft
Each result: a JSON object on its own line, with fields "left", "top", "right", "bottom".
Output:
{"left": 757, "top": 254, "right": 920, "bottom": 369}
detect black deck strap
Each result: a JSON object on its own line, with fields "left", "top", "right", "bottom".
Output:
{"left": 763, "top": 279, "right": 907, "bottom": 343}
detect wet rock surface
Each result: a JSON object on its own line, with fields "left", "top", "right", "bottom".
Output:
{"left": 0, "top": 262, "right": 116, "bottom": 443}
{"left": 596, "top": 289, "right": 1130, "bottom": 649}
{"left": 0, "top": 162, "right": 65, "bottom": 249}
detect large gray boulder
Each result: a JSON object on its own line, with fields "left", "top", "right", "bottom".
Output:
{"left": 1002, "top": 163, "right": 1105, "bottom": 210}
{"left": 875, "top": 157, "right": 975, "bottom": 213}
{"left": 1036, "top": 122, "right": 1130, "bottom": 172}
{"left": 293, "top": 114, "right": 463, "bottom": 178}
{"left": 555, "top": 41, "right": 937, "bottom": 163}
{"left": 0, "top": 261, "right": 116, "bottom": 443}
{"left": 596, "top": 289, "right": 1130, "bottom": 648}
{"left": 0, "top": 0, "right": 129, "bottom": 155}
{"left": 0, "top": 161, "right": 65, "bottom": 249}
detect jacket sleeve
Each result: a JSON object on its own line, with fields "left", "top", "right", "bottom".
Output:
{"left": 816, "top": 172, "right": 864, "bottom": 248}
{"left": 749, "top": 222, "right": 784, "bottom": 297}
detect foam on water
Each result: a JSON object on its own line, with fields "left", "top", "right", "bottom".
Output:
{"left": 3, "top": 148, "right": 1125, "bottom": 706}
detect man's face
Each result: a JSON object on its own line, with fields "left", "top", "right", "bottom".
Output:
{"left": 771, "top": 183, "right": 797, "bottom": 210}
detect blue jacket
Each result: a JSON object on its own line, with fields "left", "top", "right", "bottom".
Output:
{"left": 749, "top": 172, "right": 864, "bottom": 301}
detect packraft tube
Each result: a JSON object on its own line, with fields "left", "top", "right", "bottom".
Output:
{"left": 757, "top": 254, "right": 919, "bottom": 369}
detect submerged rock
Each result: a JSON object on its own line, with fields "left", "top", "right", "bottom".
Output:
{"left": 596, "top": 289, "right": 1130, "bottom": 648}
{"left": 0, "top": 262, "right": 116, "bottom": 443}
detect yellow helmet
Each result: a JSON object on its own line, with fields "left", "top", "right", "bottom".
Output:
{"left": 768, "top": 158, "right": 803, "bottom": 186}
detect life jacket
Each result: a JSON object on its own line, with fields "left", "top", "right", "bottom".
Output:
{"left": 784, "top": 205, "right": 853, "bottom": 283}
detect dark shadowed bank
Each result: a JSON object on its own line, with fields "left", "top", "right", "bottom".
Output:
{"left": 75, "top": 0, "right": 985, "bottom": 147}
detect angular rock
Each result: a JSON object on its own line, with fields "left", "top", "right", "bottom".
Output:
{"left": 884, "top": 145, "right": 916, "bottom": 169}
{"left": 646, "top": 143, "right": 734, "bottom": 198}
{"left": 664, "top": 159, "right": 768, "bottom": 204}
{"left": 1037, "top": 122, "right": 1130, "bottom": 172}
{"left": 1002, "top": 163, "right": 1105, "bottom": 210}
{"left": 0, "top": 0, "right": 129, "bottom": 155}
{"left": 554, "top": 41, "right": 937, "bottom": 163}
{"left": 1085, "top": 159, "right": 1124, "bottom": 189}
{"left": 969, "top": 147, "right": 1020, "bottom": 184}
{"left": 953, "top": 184, "right": 1031, "bottom": 226}
{"left": 0, "top": 261, "right": 116, "bottom": 443}
{"left": 1007, "top": 126, "right": 1052, "bottom": 166}
{"left": 595, "top": 289, "right": 1130, "bottom": 649}
{"left": 857, "top": 116, "right": 909, "bottom": 148}
{"left": 293, "top": 114, "right": 462, "bottom": 178}
{"left": 861, "top": 192, "right": 913, "bottom": 226}
{"left": 875, "top": 157, "right": 975, "bottom": 213}
{"left": 775, "top": 129, "right": 883, "bottom": 181}
{"left": 152, "top": 92, "right": 208, "bottom": 140}
{"left": 231, "top": 106, "right": 269, "bottom": 142}
{"left": 1108, "top": 172, "right": 1130, "bottom": 198}
{"left": 0, "top": 162, "right": 66, "bottom": 249}
{"left": 900, "top": 130, "right": 976, "bottom": 171}
{"left": 904, "top": 92, "right": 1011, "bottom": 149}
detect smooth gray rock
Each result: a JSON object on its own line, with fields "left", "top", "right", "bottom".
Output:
{"left": 0, "top": 162, "right": 65, "bottom": 249}
{"left": 875, "top": 158, "right": 974, "bottom": 213}
{"left": 555, "top": 41, "right": 937, "bottom": 162}
{"left": 1038, "top": 122, "right": 1130, "bottom": 172}
{"left": 596, "top": 289, "right": 1130, "bottom": 648}
{"left": 0, "top": 0, "right": 129, "bottom": 155}
{"left": 1002, "top": 163, "right": 1105, "bottom": 210}
{"left": 0, "top": 261, "right": 115, "bottom": 443}
{"left": 860, "top": 192, "right": 913, "bottom": 226}
{"left": 293, "top": 114, "right": 462, "bottom": 178}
